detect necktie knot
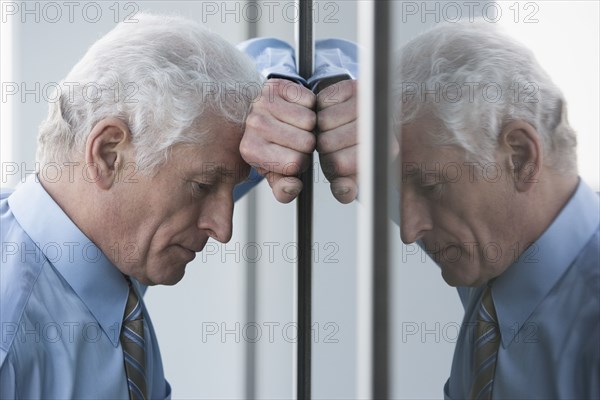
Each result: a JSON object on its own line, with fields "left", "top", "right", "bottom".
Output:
{"left": 478, "top": 287, "right": 498, "bottom": 325}
{"left": 124, "top": 280, "right": 143, "bottom": 323}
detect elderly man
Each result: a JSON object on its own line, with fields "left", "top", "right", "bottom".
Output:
{"left": 244, "top": 22, "right": 599, "bottom": 398}
{"left": 0, "top": 14, "right": 264, "bottom": 398}
{"left": 397, "top": 22, "right": 598, "bottom": 399}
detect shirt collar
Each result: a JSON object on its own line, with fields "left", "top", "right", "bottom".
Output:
{"left": 8, "top": 174, "right": 128, "bottom": 347}
{"left": 492, "top": 178, "right": 599, "bottom": 348}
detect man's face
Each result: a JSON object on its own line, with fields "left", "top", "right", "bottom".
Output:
{"left": 105, "top": 124, "right": 249, "bottom": 286}
{"left": 399, "top": 120, "right": 518, "bottom": 287}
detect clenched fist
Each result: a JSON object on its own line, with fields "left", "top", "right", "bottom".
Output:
{"left": 316, "top": 80, "right": 358, "bottom": 204}
{"left": 240, "top": 79, "right": 317, "bottom": 203}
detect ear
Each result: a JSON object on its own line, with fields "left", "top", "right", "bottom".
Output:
{"left": 498, "top": 120, "right": 542, "bottom": 193}
{"left": 85, "top": 117, "right": 131, "bottom": 190}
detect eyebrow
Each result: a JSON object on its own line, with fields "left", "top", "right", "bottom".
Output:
{"left": 401, "top": 165, "right": 443, "bottom": 186}
{"left": 199, "top": 164, "right": 248, "bottom": 183}
{"left": 401, "top": 164, "right": 422, "bottom": 182}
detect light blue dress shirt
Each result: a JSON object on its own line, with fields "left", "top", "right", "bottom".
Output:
{"left": 308, "top": 38, "right": 358, "bottom": 91}
{"left": 237, "top": 37, "right": 357, "bottom": 87}
{"left": 444, "top": 179, "right": 600, "bottom": 399}
{"left": 0, "top": 175, "right": 171, "bottom": 399}
{"left": 237, "top": 37, "right": 307, "bottom": 85}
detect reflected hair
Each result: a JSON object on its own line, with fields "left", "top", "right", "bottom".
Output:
{"left": 394, "top": 21, "right": 577, "bottom": 174}
{"left": 37, "top": 13, "right": 262, "bottom": 173}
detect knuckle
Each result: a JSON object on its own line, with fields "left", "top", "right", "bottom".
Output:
{"left": 303, "top": 134, "right": 317, "bottom": 152}
{"left": 351, "top": 79, "right": 358, "bottom": 94}
{"left": 342, "top": 79, "right": 357, "bottom": 98}
{"left": 239, "top": 137, "right": 257, "bottom": 161}
{"left": 306, "top": 90, "right": 317, "bottom": 107}
{"left": 316, "top": 113, "right": 329, "bottom": 132}
{"left": 316, "top": 134, "right": 330, "bottom": 153}
{"left": 265, "top": 78, "right": 284, "bottom": 92}
{"left": 279, "top": 81, "right": 300, "bottom": 102}
{"left": 255, "top": 89, "right": 271, "bottom": 105}
{"left": 245, "top": 112, "right": 267, "bottom": 131}
{"left": 320, "top": 84, "right": 337, "bottom": 99}
{"left": 332, "top": 154, "right": 354, "bottom": 177}
{"left": 316, "top": 94, "right": 326, "bottom": 110}
{"left": 306, "top": 111, "right": 318, "bottom": 130}
{"left": 345, "top": 78, "right": 356, "bottom": 90}
{"left": 289, "top": 154, "right": 306, "bottom": 174}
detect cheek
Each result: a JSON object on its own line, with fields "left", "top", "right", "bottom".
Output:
{"left": 152, "top": 206, "right": 201, "bottom": 244}
{"left": 445, "top": 182, "right": 493, "bottom": 229}
{"left": 127, "top": 213, "right": 183, "bottom": 263}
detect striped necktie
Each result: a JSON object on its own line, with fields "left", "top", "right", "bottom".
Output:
{"left": 121, "top": 279, "right": 148, "bottom": 400}
{"left": 470, "top": 287, "right": 500, "bottom": 400}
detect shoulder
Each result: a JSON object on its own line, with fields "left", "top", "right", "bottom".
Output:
{"left": 0, "top": 197, "right": 47, "bottom": 366}
{"left": 572, "top": 227, "right": 600, "bottom": 293}
{"left": 553, "top": 227, "right": 600, "bottom": 333}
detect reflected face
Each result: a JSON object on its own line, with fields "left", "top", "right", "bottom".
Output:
{"left": 105, "top": 125, "right": 249, "bottom": 286}
{"left": 399, "top": 120, "right": 518, "bottom": 287}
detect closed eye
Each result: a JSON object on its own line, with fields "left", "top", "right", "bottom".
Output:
{"left": 192, "top": 181, "right": 213, "bottom": 197}
{"left": 422, "top": 182, "right": 444, "bottom": 197}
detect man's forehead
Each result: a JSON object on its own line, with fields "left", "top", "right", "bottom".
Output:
{"left": 399, "top": 126, "right": 465, "bottom": 173}
{"left": 399, "top": 122, "right": 434, "bottom": 158}
{"left": 196, "top": 160, "right": 250, "bottom": 182}
{"left": 169, "top": 142, "right": 247, "bottom": 176}
{"left": 200, "top": 163, "right": 244, "bottom": 176}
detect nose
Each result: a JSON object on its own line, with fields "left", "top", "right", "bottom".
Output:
{"left": 198, "top": 193, "right": 234, "bottom": 243}
{"left": 400, "top": 188, "right": 433, "bottom": 244}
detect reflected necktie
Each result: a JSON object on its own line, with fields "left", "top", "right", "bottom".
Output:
{"left": 470, "top": 287, "right": 500, "bottom": 400}
{"left": 121, "top": 279, "right": 148, "bottom": 400}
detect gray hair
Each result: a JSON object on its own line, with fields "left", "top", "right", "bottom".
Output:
{"left": 37, "top": 13, "right": 262, "bottom": 172}
{"left": 395, "top": 21, "right": 577, "bottom": 174}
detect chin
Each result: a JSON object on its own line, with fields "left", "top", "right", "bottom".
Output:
{"left": 440, "top": 263, "right": 480, "bottom": 287}
{"left": 144, "top": 264, "right": 187, "bottom": 286}
{"left": 441, "top": 272, "right": 462, "bottom": 287}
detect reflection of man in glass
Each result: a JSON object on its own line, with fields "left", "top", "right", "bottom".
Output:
{"left": 242, "top": 21, "right": 599, "bottom": 399}
{"left": 396, "top": 22, "right": 598, "bottom": 399}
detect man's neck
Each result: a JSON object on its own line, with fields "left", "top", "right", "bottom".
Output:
{"left": 523, "top": 172, "right": 579, "bottom": 246}
{"left": 39, "top": 170, "right": 99, "bottom": 245}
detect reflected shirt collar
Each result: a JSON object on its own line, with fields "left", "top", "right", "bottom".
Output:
{"left": 492, "top": 179, "right": 599, "bottom": 348}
